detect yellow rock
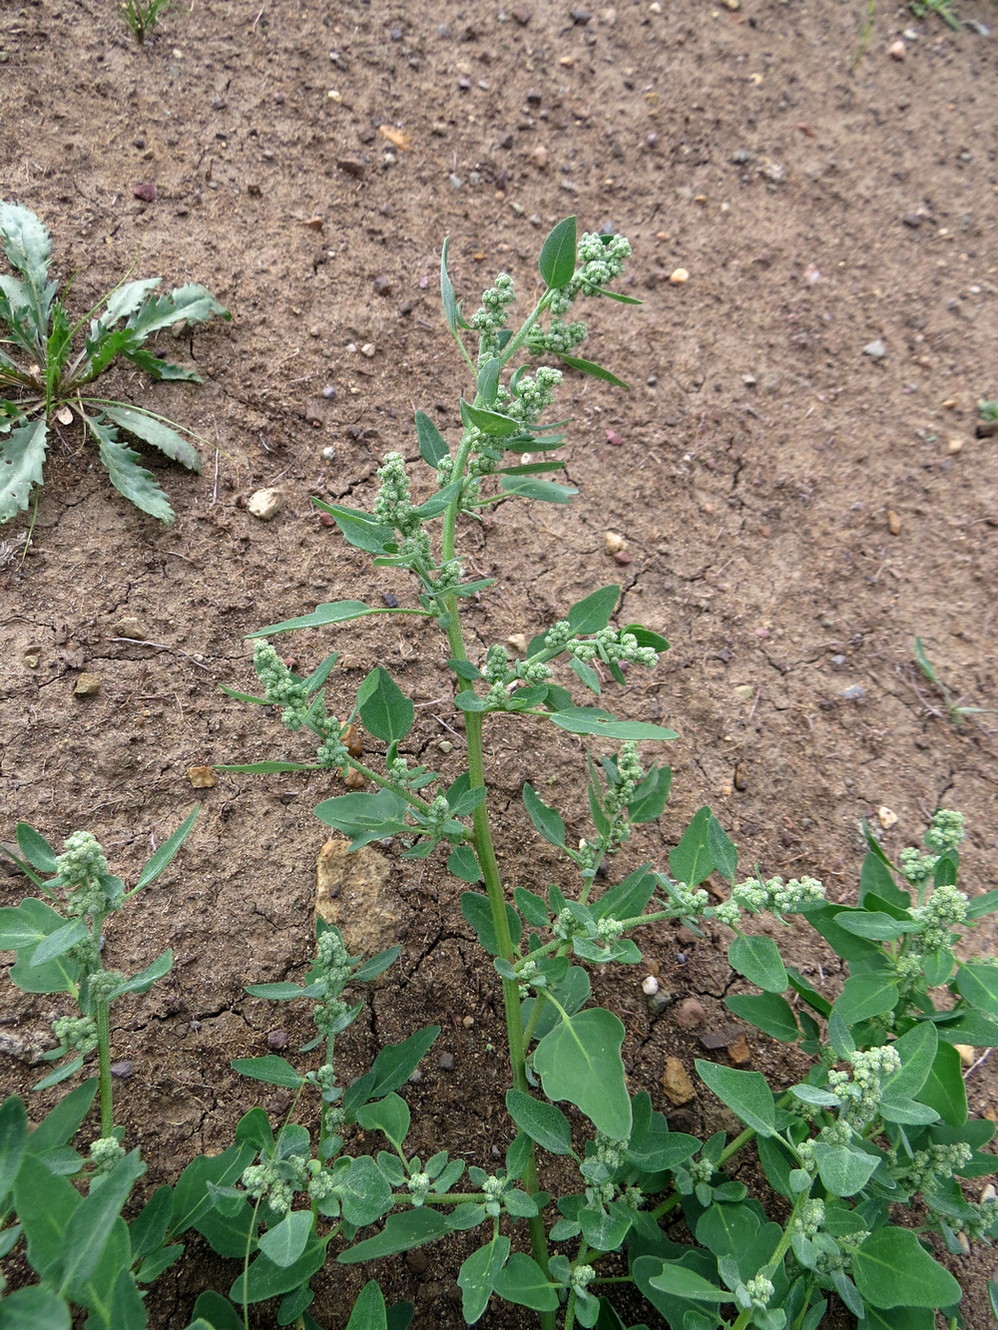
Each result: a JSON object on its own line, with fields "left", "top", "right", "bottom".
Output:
{"left": 661, "top": 1056, "right": 696, "bottom": 1106}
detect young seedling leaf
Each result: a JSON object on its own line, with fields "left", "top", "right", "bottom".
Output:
{"left": 539, "top": 216, "right": 577, "bottom": 289}
{"left": 257, "top": 1210, "right": 313, "bottom": 1269}
{"left": 533, "top": 1008, "right": 631, "bottom": 1138}
{"left": 314, "top": 502, "right": 397, "bottom": 555}
{"left": 230, "top": 1055, "right": 304, "bottom": 1089}
{"left": 647, "top": 1264, "right": 733, "bottom": 1303}
{"left": 558, "top": 354, "right": 629, "bottom": 390}
{"left": 0, "top": 416, "right": 48, "bottom": 522}
{"left": 724, "top": 992, "right": 799, "bottom": 1042}
{"left": 338, "top": 1208, "right": 451, "bottom": 1263}
{"left": 86, "top": 414, "right": 175, "bottom": 522}
{"left": 694, "top": 1061, "right": 776, "bottom": 1136}
{"left": 565, "top": 585, "right": 620, "bottom": 635}
{"left": 414, "top": 410, "right": 450, "bottom": 468}
{"left": 832, "top": 972, "right": 899, "bottom": 1024}
{"left": 669, "top": 806, "right": 718, "bottom": 889}
{"left": 0, "top": 202, "right": 54, "bottom": 331}
{"left": 99, "top": 404, "right": 201, "bottom": 470}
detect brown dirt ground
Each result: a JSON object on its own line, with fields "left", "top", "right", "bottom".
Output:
{"left": 1, "top": 0, "right": 997, "bottom": 1326}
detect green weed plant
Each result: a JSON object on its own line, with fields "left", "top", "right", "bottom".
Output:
{"left": 0, "top": 201, "right": 229, "bottom": 524}
{"left": 121, "top": 0, "right": 172, "bottom": 44}
{"left": 2, "top": 221, "right": 997, "bottom": 1330}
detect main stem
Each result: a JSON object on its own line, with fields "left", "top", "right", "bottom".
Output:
{"left": 95, "top": 999, "right": 114, "bottom": 1137}
{"left": 440, "top": 439, "right": 555, "bottom": 1324}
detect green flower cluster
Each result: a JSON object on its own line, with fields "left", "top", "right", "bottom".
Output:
{"left": 568, "top": 627, "right": 658, "bottom": 671}
{"left": 495, "top": 365, "right": 563, "bottom": 429}
{"left": 924, "top": 808, "right": 964, "bottom": 852}
{"left": 242, "top": 1157, "right": 308, "bottom": 1216}
{"left": 252, "top": 640, "right": 349, "bottom": 768}
{"left": 311, "top": 928, "right": 358, "bottom": 1038}
{"left": 527, "top": 231, "right": 632, "bottom": 356}
{"left": 375, "top": 453, "right": 432, "bottom": 568}
{"left": 826, "top": 1045, "right": 902, "bottom": 1129}
{"left": 470, "top": 272, "right": 517, "bottom": 360}
{"left": 89, "top": 1136, "right": 126, "bottom": 1174}
{"left": 55, "top": 830, "right": 114, "bottom": 919}
{"left": 910, "top": 882, "right": 969, "bottom": 951}
{"left": 710, "top": 874, "right": 825, "bottom": 928}
{"left": 51, "top": 1014, "right": 98, "bottom": 1055}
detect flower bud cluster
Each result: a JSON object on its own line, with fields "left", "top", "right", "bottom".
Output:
{"left": 470, "top": 273, "right": 517, "bottom": 359}
{"left": 305, "top": 1157, "right": 338, "bottom": 1204}
{"left": 90, "top": 1136, "right": 126, "bottom": 1174}
{"left": 56, "top": 831, "right": 114, "bottom": 919}
{"left": 567, "top": 627, "right": 658, "bottom": 671}
{"left": 794, "top": 1197, "right": 826, "bottom": 1239}
{"left": 495, "top": 365, "right": 563, "bottom": 429}
{"left": 895, "top": 1141, "right": 972, "bottom": 1195}
{"left": 924, "top": 808, "right": 964, "bottom": 853}
{"left": 253, "top": 640, "right": 310, "bottom": 729}
{"left": 827, "top": 1045, "right": 901, "bottom": 1128}
{"left": 242, "top": 1157, "right": 308, "bottom": 1216}
{"left": 910, "top": 882, "right": 968, "bottom": 952}
{"left": 408, "top": 1170, "right": 432, "bottom": 1206}
{"left": 526, "top": 318, "right": 587, "bottom": 357}
{"left": 482, "top": 1173, "right": 505, "bottom": 1217}
{"left": 899, "top": 847, "right": 938, "bottom": 889}
{"left": 52, "top": 1014, "right": 98, "bottom": 1055}
{"left": 663, "top": 880, "right": 711, "bottom": 919}
{"left": 710, "top": 874, "right": 825, "bottom": 928}
{"left": 743, "top": 1275, "right": 774, "bottom": 1309}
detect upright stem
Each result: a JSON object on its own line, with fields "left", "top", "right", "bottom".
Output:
{"left": 94, "top": 999, "right": 114, "bottom": 1137}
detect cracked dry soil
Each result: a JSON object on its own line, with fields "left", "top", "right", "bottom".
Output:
{"left": 1, "top": 1, "right": 997, "bottom": 1326}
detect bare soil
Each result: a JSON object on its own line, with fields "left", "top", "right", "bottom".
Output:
{"left": 1, "top": 1, "right": 997, "bottom": 1326}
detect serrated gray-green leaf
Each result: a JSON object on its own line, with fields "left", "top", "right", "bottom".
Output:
{"left": 102, "top": 277, "right": 162, "bottom": 325}
{"left": 86, "top": 414, "right": 175, "bottom": 522}
{"left": 0, "top": 416, "right": 47, "bottom": 522}
{"left": 100, "top": 404, "right": 201, "bottom": 470}
{"left": 126, "top": 283, "right": 230, "bottom": 338}
{"left": 0, "top": 203, "right": 54, "bottom": 331}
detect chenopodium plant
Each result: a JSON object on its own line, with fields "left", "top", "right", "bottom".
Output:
{"left": 220, "top": 223, "right": 993, "bottom": 1330}
{"left": 0, "top": 811, "right": 231, "bottom": 1330}
{"left": 0, "top": 200, "right": 230, "bottom": 524}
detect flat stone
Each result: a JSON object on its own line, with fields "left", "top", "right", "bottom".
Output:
{"left": 248, "top": 488, "right": 285, "bottom": 520}
{"left": 661, "top": 1056, "right": 696, "bottom": 1106}
{"left": 74, "top": 673, "right": 101, "bottom": 697}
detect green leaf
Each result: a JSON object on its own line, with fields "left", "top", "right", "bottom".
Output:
{"left": 439, "top": 238, "right": 469, "bottom": 333}
{"left": 566, "top": 585, "right": 620, "bottom": 635}
{"left": 728, "top": 934, "right": 788, "bottom": 994}
{"left": 125, "top": 283, "right": 229, "bottom": 337}
{"left": 59, "top": 1149, "right": 145, "bottom": 1298}
{"left": 558, "top": 354, "right": 629, "bottom": 390}
{"left": 188, "top": 1291, "right": 245, "bottom": 1330}
{"left": 694, "top": 1061, "right": 776, "bottom": 1136}
{"left": 100, "top": 404, "right": 200, "bottom": 471}
{"left": 105, "top": 949, "right": 173, "bottom": 999}
{"left": 499, "top": 475, "right": 578, "bottom": 503}
{"left": 344, "top": 1281, "right": 389, "bottom": 1330}
{"left": 670, "top": 807, "right": 719, "bottom": 889}
{"left": 314, "top": 501, "right": 397, "bottom": 554}
{"left": 414, "top": 410, "right": 449, "bottom": 468}
{"left": 460, "top": 398, "right": 521, "bottom": 436}
{"left": 884, "top": 1021, "right": 938, "bottom": 1099}
{"left": 14, "top": 823, "right": 58, "bottom": 874}
{"left": 365, "top": 1026, "right": 441, "bottom": 1102}
{"left": 338, "top": 1208, "right": 451, "bottom": 1263}
{"left": 966, "top": 889, "right": 998, "bottom": 921}
{"left": 725, "top": 992, "right": 799, "bottom": 1042}
{"left": 256, "top": 1209, "right": 313, "bottom": 1269}
{"left": 0, "top": 1095, "right": 27, "bottom": 1206}
{"left": 0, "top": 416, "right": 48, "bottom": 523}
{"left": 0, "top": 1285, "right": 72, "bottom": 1330}
{"left": 918, "top": 1041, "right": 967, "bottom": 1127}
{"left": 86, "top": 414, "right": 174, "bottom": 522}
{"left": 647, "top": 1264, "right": 733, "bottom": 1303}
{"left": 548, "top": 707, "right": 677, "bottom": 741}
{"left": 357, "top": 667, "right": 414, "bottom": 743}
{"left": 29, "top": 917, "right": 88, "bottom": 967}
{"left": 27, "top": 1080, "right": 98, "bottom": 1155}
{"left": 314, "top": 788, "right": 410, "bottom": 849}
{"left": 853, "top": 1228, "right": 961, "bottom": 1310}
{"left": 859, "top": 849, "right": 909, "bottom": 908}
{"left": 493, "top": 1252, "right": 560, "bottom": 1312}
{"left": 533, "top": 1008, "right": 631, "bottom": 1138}
{"left": 832, "top": 972, "right": 899, "bottom": 1025}
{"left": 230, "top": 1235, "right": 327, "bottom": 1304}
{"left": 522, "top": 783, "right": 566, "bottom": 848}
{"left": 694, "top": 1202, "right": 760, "bottom": 1261}
{"left": 460, "top": 891, "right": 522, "bottom": 957}
{"left": 834, "top": 910, "right": 913, "bottom": 941}
{"left": 13, "top": 1152, "right": 80, "bottom": 1281}
{"left": 505, "top": 1089, "right": 574, "bottom": 1156}
{"left": 0, "top": 202, "right": 53, "bottom": 331}
{"left": 447, "top": 845, "right": 482, "bottom": 883}
{"left": 801, "top": 904, "right": 883, "bottom": 965}
{"left": 250, "top": 599, "right": 376, "bottom": 636}
{"left": 812, "top": 1142, "right": 880, "bottom": 1196}
{"left": 356, "top": 1094, "right": 411, "bottom": 1149}
{"left": 136, "top": 806, "right": 199, "bottom": 888}
{"left": 458, "top": 1236, "right": 511, "bottom": 1325}
{"left": 955, "top": 962, "right": 998, "bottom": 1019}
{"left": 230, "top": 1055, "right": 304, "bottom": 1089}
{"left": 539, "top": 216, "right": 577, "bottom": 289}
{"left": 171, "top": 1141, "right": 257, "bottom": 1238}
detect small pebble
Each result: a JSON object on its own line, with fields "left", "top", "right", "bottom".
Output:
{"left": 675, "top": 997, "right": 706, "bottom": 1029}
{"left": 507, "top": 633, "right": 528, "bottom": 654}
{"left": 248, "top": 488, "right": 285, "bottom": 521}
{"left": 888, "top": 39, "right": 906, "bottom": 60}
{"left": 604, "top": 530, "right": 626, "bottom": 554}
{"left": 727, "top": 1034, "right": 751, "bottom": 1066}
{"left": 187, "top": 765, "right": 217, "bottom": 789}
{"left": 74, "top": 673, "right": 101, "bottom": 697}
{"left": 661, "top": 1056, "right": 696, "bottom": 1106}
{"left": 840, "top": 684, "right": 865, "bottom": 701}
{"left": 878, "top": 805, "right": 898, "bottom": 829}
{"left": 668, "top": 267, "right": 689, "bottom": 284}
{"left": 886, "top": 508, "right": 902, "bottom": 536}
{"left": 439, "top": 1051, "right": 455, "bottom": 1071}
{"left": 113, "top": 616, "right": 146, "bottom": 640}
{"left": 132, "top": 182, "right": 156, "bottom": 202}
{"left": 641, "top": 975, "right": 660, "bottom": 996}
{"left": 605, "top": 429, "right": 624, "bottom": 446}
{"left": 863, "top": 339, "right": 887, "bottom": 359}
{"left": 110, "top": 1061, "right": 133, "bottom": 1079}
